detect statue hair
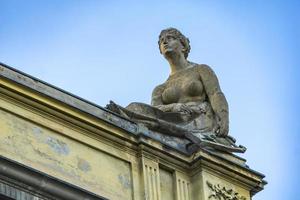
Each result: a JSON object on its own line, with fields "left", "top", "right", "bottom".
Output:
{"left": 158, "top": 28, "right": 191, "bottom": 58}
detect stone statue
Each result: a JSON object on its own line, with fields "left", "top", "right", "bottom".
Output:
{"left": 107, "top": 28, "right": 246, "bottom": 153}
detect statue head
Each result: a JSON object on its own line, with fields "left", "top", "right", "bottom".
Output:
{"left": 158, "top": 28, "right": 191, "bottom": 59}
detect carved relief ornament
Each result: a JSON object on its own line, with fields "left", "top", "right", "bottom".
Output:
{"left": 206, "top": 181, "right": 247, "bottom": 200}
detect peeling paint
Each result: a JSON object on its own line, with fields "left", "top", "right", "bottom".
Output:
{"left": 77, "top": 157, "right": 91, "bottom": 172}
{"left": 33, "top": 126, "right": 43, "bottom": 136}
{"left": 34, "top": 148, "right": 61, "bottom": 164}
{"left": 118, "top": 174, "right": 131, "bottom": 190}
{"left": 46, "top": 136, "right": 70, "bottom": 155}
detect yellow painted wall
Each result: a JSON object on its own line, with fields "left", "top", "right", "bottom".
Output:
{"left": 0, "top": 108, "right": 133, "bottom": 200}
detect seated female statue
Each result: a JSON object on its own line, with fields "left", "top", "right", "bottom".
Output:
{"left": 107, "top": 28, "right": 234, "bottom": 150}
{"left": 151, "top": 28, "right": 228, "bottom": 137}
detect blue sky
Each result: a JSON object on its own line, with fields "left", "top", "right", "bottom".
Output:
{"left": 1, "top": 1, "right": 299, "bottom": 199}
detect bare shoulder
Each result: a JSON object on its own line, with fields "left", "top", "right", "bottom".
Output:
{"left": 152, "top": 82, "right": 166, "bottom": 94}
{"left": 192, "top": 63, "right": 216, "bottom": 76}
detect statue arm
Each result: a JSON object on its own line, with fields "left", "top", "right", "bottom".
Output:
{"left": 151, "top": 84, "right": 165, "bottom": 106}
{"left": 198, "top": 64, "right": 229, "bottom": 137}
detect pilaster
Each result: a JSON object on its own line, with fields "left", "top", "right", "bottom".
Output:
{"left": 174, "top": 171, "right": 191, "bottom": 200}
{"left": 141, "top": 156, "right": 161, "bottom": 200}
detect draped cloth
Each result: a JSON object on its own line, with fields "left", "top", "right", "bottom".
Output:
{"left": 106, "top": 101, "right": 246, "bottom": 153}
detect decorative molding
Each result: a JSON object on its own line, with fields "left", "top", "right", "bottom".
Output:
{"left": 142, "top": 158, "right": 161, "bottom": 200}
{"left": 206, "top": 181, "right": 246, "bottom": 200}
{"left": 175, "top": 171, "right": 190, "bottom": 200}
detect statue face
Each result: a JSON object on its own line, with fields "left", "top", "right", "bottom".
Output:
{"left": 159, "top": 34, "right": 185, "bottom": 58}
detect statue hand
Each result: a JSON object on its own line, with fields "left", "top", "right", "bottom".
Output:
{"left": 173, "top": 103, "right": 194, "bottom": 115}
{"left": 155, "top": 104, "right": 177, "bottom": 112}
{"left": 155, "top": 105, "right": 168, "bottom": 112}
{"left": 214, "top": 117, "right": 229, "bottom": 137}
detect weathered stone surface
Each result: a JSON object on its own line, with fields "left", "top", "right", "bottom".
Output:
{"left": 106, "top": 28, "right": 245, "bottom": 153}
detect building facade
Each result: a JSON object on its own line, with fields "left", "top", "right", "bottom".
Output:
{"left": 0, "top": 63, "right": 266, "bottom": 200}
